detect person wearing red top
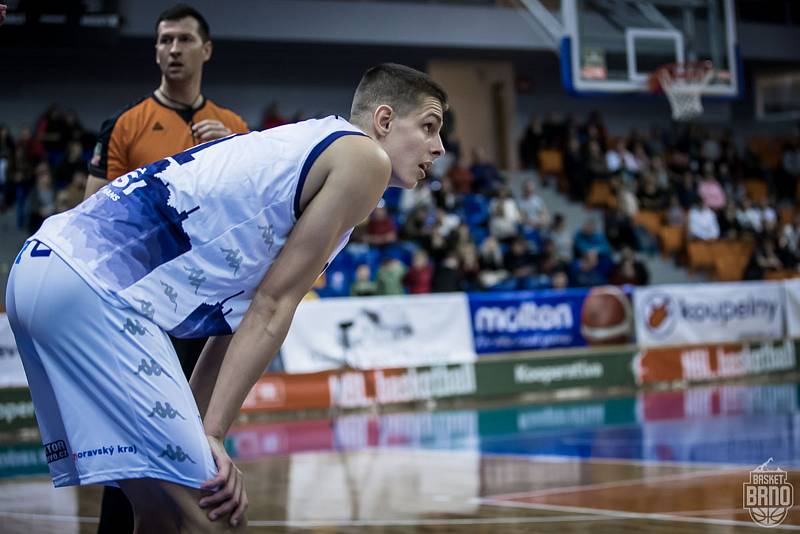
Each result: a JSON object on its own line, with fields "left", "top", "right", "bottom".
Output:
{"left": 365, "top": 205, "right": 398, "bottom": 246}
{"left": 403, "top": 249, "right": 434, "bottom": 294}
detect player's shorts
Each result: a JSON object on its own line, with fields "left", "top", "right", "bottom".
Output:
{"left": 5, "top": 239, "right": 216, "bottom": 488}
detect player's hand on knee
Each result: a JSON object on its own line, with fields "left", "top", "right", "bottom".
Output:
{"left": 192, "top": 120, "right": 232, "bottom": 142}
{"left": 200, "top": 435, "right": 248, "bottom": 526}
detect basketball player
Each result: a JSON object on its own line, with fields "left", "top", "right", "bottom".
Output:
{"left": 7, "top": 63, "right": 446, "bottom": 532}
{"left": 84, "top": 7, "right": 248, "bottom": 529}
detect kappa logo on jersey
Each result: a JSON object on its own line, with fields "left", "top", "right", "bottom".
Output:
{"left": 161, "top": 281, "right": 178, "bottom": 311}
{"left": 135, "top": 358, "right": 171, "bottom": 378}
{"left": 120, "top": 318, "right": 152, "bottom": 336}
{"left": 159, "top": 444, "right": 195, "bottom": 464}
{"left": 153, "top": 122, "right": 164, "bottom": 131}
{"left": 221, "top": 247, "right": 243, "bottom": 276}
{"left": 44, "top": 440, "right": 69, "bottom": 464}
{"left": 258, "top": 224, "right": 275, "bottom": 253}
{"left": 134, "top": 298, "right": 155, "bottom": 320}
{"left": 148, "top": 401, "right": 186, "bottom": 420}
{"left": 184, "top": 266, "right": 206, "bottom": 294}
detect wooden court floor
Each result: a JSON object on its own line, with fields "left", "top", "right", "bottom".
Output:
{"left": 2, "top": 378, "right": 799, "bottom": 532}
{"left": 0, "top": 451, "right": 797, "bottom": 532}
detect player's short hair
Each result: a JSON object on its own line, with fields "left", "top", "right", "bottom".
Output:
{"left": 350, "top": 63, "right": 448, "bottom": 120}
{"left": 156, "top": 4, "right": 211, "bottom": 42}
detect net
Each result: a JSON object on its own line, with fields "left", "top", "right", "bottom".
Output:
{"left": 650, "top": 61, "right": 716, "bottom": 121}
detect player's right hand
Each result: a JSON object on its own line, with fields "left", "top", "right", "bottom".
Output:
{"left": 200, "top": 434, "right": 248, "bottom": 527}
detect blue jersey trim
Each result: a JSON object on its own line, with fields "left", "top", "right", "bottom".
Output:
{"left": 294, "top": 131, "right": 367, "bottom": 220}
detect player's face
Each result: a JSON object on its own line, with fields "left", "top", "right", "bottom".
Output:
{"left": 155, "top": 17, "right": 211, "bottom": 83}
{"left": 383, "top": 97, "right": 446, "bottom": 189}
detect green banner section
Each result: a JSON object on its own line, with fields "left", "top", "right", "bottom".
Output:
{"left": 475, "top": 350, "right": 636, "bottom": 397}
{"left": 0, "top": 442, "right": 48, "bottom": 478}
{"left": 0, "top": 387, "right": 35, "bottom": 432}
{"left": 478, "top": 396, "right": 637, "bottom": 437}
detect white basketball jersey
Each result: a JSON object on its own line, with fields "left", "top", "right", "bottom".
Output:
{"left": 35, "top": 116, "right": 366, "bottom": 338}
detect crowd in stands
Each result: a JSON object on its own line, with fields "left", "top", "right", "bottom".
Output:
{"left": 3, "top": 103, "right": 798, "bottom": 298}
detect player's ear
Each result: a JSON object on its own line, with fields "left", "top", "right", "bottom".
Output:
{"left": 373, "top": 105, "right": 394, "bottom": 137}
{"left": 203, "top": 40, "right": 213, "bottom": 62}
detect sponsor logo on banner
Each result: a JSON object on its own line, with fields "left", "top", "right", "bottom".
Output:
{"left": 744, "top": 458, "right": 794, "bottom": 527}
{"left": 635, "top": 282, "right": 785, "bottom": 347}
{"left": 469, "top": 286, "right": 633, "bottom": 353}
{"left": 513, "top": 360, "right": 604, "bottom": 385}
{"left": 636, "top": 341, "right": 797, "bottom": 384}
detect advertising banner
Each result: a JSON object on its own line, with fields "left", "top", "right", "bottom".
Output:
{"left": 635, "top": 340, "right": 798, "bottom": 384}
{"left": 784, "top": 279, "right": 800, "bottom": 338}
{"left": 242, "top": 363, "right": 477, "bottom": 412}
{"left": 468, "top": 286, "right": 634, "bottom": 354}
{"left": 282, "top": 293, "right": 475, "bottom": 373}
{"left": 634, "top": 282, "right": 785, "bottom": 348}
{"left": 0, "top": 313, "right": 27, "bottom": 388}
{"left": 474, "top": 350, "right": 636, "bottom": 397}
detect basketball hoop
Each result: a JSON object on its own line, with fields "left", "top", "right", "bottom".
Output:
{"left": 650, "top": 61, "right": 715, "bottom": 121}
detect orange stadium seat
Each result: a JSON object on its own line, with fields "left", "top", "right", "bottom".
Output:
{"left": 538, "top": 149, "right": 567, "bottom": 192}
{"left": 634, "top": 209, "right": 663, "bottom": 237}
{"left": 687, "top": 239, "right": 715, "bottom": 272}
{"left": 744, "top": 179, "right": 769, "bottom": 204}
{"left": 586, "top": 180, "right": 616, "bottom": 209}
{"left": 658, "top": 225, "right": 684, "bottom": 258}
{"left": 780, "top": 206, "right": 795, "bottom": 226}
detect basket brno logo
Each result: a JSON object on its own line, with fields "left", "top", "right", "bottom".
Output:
{"left": 641, "top": 293, "right": 677, "bottom": 339}
{"left": 743, "top": 458, "right": 794, "bottom": 527}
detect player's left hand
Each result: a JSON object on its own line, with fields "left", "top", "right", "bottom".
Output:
{"left": 200, "top": 435, "right": 248, "bottom": 527}
{"left": 192, "top": 119, "right": 232, "bottom": 142}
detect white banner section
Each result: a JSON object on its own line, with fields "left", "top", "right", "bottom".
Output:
{"left": 785, "top": 279, "right": 800, "bottom": 339}
{"left": 0, "top": 313, "right": 27, "bottom": 387}
{"left": 282, "top": 293, "right": 476, "bottom": 373}
{"left": 634, "top": 282, "right": 785, "bottom": 348}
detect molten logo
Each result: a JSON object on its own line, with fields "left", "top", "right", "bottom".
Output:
{"left": 744, "top": 458, "right": 794, "bottom": 527}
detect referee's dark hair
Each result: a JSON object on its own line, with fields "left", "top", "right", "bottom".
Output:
{"left": 156, "top": 4, "right": 211, "bottom": 42}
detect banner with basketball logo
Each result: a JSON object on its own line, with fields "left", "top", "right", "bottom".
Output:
{"left": 467, "top": 286, "right": 634, "bottom": 354}
{"left": 634, "top": 282, "right": 785, "bottom": 348}
{"left": 281, "top": 293, "right": 475, "bottom": 373}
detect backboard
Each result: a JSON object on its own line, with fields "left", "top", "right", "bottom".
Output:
{"left": 561, "top": 0, "right": 740, "bottom": 97}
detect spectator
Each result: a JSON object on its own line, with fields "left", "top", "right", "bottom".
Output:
{"left": 676, "top": 171, "right": 699, "bottom": 209}
{"left": 518, "top": 179, "right": 550, "bottom": 230}
{"left": 549, "top": 213, "right": 573, "bottom": 262}
{"left": 54, "top": 140, "right": 86, "bottom": 189}
{"left": 432, "top": 175, "right": 459, "bottom": 212}
{"left": 569, "top": 249, "right": 607, "bottom": 288}
{"left": 744, "top": 238, "right": 784, "bottom": 280}
{"left": 736, "top": 198, "right": 763, "bottom": 235}
{"left": 779, "top": 140, "right": 800, "bottom": 202}
{"left": 551, "top": 270, "right": 569, "bottom": 289}
{"left": 585, "top": 139, "right": 608, "bottom": 182}
{"left": 478, "top": 236, "right": 508, "bottom": 289}
{"left": 759, "top": 197, "right": 778, "bottom": 235}
{"left": 488, "top": 192, "right": 520, "bottom": 243}
{"left": 606, "top": 138, "right": 638, "bottom": 177}
{"left": 687, "top": 201, "right": 720, "bottom": 241}
{"left": 401, "top": 204, "right": 434, "bottom": 243}
{"left": 447, "top": 154, "right": 474, "bottom": 194}
{"left": 399, "top": 179, "right": 435, "bottom": 214}
{"left": 376, "top": 258, "right": 407, "bottom": 296}
{"left": 434, "top": 206, "right": 461, "bottom": 238}
{"left": 364, "top": 205, "right": 398, "bottom": 247}
{"left": 403, "top": 249, "right": 434, "bottom": 294}
{"left": 55, "top": 169, "right": 88, "bottom": 213}
{"left": 470, "top": 147, "right": 500, "bottom": 194}
{"left": 604, "top": 205, "right": 638, "bottom": 251}
{"left": 574, "top": 218, "right": 612, "bottom": 258}
{"left": 458, "top": 243, "right": 482, "bottom": 291}
{"left": 261, "top": 101, "right": 287, "bottom": 130}
{"left": 638, "top": 172, "right": 668, "bottom": 211}
{"left": 665, "top": 195, "right": 686, "bottom": 227}
{"left": 717, "top": 201, "right": 741, "bottom": 239}
{"left": 650, "top": 155, "right": 671, "bottom": 189}
{"left": 697, "top": 167, "right": 727, "bottom": 210}
{"left": 609, "top": 247, "right": 649, "bottom": 285}
{"left": 432, "top": 252, "right": 461, "bottom": 292}
{"left": 503, "top": 236, "right": 538, "bottom": 290}
{"left": 564, "top": 135, "right": 589, "bottom": 201}
{"left": 519, "top": 114, "right": 543, "bottom": 170}
{"left": 26, "top": 162, "right": 56, "bottom": 233}
{"left": 781, "top": 213, "right": 800, "bottom": 258}
{"left": 350, "top": 264, "right": 378, "bottom": 297}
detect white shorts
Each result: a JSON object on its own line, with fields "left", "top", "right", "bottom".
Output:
{"left": 5, "top": 240, "right": 216, "bottom": 488}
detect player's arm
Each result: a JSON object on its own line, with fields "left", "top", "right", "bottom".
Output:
{"left": 203, "top": 136, "right": 390, "bottom": 439}
{"left": 190, "top": 335, "right": 233, "bottom": 418}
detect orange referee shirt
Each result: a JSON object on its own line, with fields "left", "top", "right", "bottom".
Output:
{"left": 89, "top": 94, "right": 249, "bottom": 180}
